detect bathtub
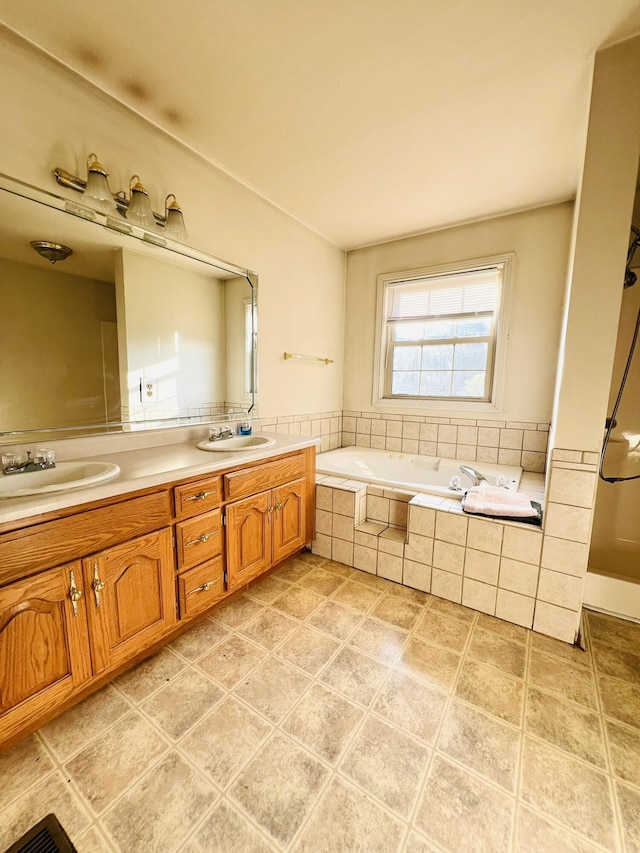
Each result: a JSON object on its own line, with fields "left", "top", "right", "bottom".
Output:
{"left": 316, "top": 447, "right": 522, "bottom": 500}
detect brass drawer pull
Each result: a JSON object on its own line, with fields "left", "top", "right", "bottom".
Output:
{"left": 188, "top": 579, "right": 220, "bottom": 595}
{"left": 92, "top": 562, "right": 106, "bottom": 607}
{"left": 185, "top": 530, "right": 219, "bottom": 547}
{"left": 184, "top": 491, "right": 217, "bottom": 502}
{"left": 69, "top": 569, "right": 83, "bottom": 617}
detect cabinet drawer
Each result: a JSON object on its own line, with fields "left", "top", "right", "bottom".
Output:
{"left": 224, "top": 454, "right": 305, "bottom": 502}
{"left": 176, "top": 509, "right": 222, "bottom": 570}
{"left": 177, "top": 557, "right": 226, "bottom": 619}
{"left": 174, "top": 476, "right": 222, "bottom": 518}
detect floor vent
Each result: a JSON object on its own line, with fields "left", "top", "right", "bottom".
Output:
{"left": 3, "top": 814, "right": 77, "bottom": 853}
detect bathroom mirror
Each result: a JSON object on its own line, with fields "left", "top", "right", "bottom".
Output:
{"left": 0, "top": 173, "right": 258, "bottom": 445}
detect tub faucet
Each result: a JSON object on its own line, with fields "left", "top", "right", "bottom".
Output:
{"left": 459, "top": 465, "right": 487, "bottom": 487}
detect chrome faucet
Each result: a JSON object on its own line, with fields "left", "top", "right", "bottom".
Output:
{"left": 1, "top": 449, "right": 56, "bottom": 476}
{"left": 459, "top": 465, "right": 488, "bottom": 487}
{"left": 209, "top": 427, "right": 235, "bottom": 441}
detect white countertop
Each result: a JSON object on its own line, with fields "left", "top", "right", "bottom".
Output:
{"left": 0, "top": 433, "right": 320, "bottom": 525}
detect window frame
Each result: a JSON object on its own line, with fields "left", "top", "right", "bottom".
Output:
{"left": 372, "top": 253, "right": 514, "bottom": 413}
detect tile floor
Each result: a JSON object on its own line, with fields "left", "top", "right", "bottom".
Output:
{"left": 1, "top": 551, "right": 639, "bottom": 853}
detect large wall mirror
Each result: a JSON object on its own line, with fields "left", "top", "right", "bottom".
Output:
{"left": 0, "top": 173, "right": 257, "bottom": 446}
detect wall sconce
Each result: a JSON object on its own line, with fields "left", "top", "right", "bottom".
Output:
{"left": 82, "top": 154, "right": 117, "bottom": 213}
{"left": 53, "top": 155, "right": 188, "bottom": 241}
{"left": 163, "top": 194, "right": 188, "bottom": 242}
{"left": 126, "top": 175, "right": 156, "bottom": 228}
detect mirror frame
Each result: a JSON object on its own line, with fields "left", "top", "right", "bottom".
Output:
{"left": 0, "top": 172, "right": 258, "bottom": 445}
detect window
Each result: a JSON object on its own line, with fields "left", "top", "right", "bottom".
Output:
{"left": 374, "top": 255, "right": 512, "bottom": 409}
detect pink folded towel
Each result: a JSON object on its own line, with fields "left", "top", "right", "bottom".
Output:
{"left": 462, "top": 484, "right": 537, "bottom": 518}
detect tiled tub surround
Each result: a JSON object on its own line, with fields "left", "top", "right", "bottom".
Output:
{"left": 341, "top": 411, "right": 550, "bottom": 474}
{"left": 1, "top": 554, "right": 638, "bottom": 853}
{"left": 313, "top": 448, "right": 599, "bottom": 644}
{"left": 255, "top": 411, "right": 342, "bottom": 453}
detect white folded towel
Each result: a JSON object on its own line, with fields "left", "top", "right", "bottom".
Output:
{"left": 462, "top": 483, "right": 537, "bottom": 518}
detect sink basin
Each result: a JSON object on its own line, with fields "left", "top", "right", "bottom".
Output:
{"left": 197, "top": 435, "right": 276, "bottom": 452}
{"left": 0, "top": 461, "right": 120, "bottom": 498}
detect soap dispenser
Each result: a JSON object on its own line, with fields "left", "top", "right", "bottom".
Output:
{"left": 239, "top": 419, "right": 252, "bottom": 436}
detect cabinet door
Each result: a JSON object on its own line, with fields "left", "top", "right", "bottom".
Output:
{"left": 272, "top": 478, "right": 307, "bottom": 565}
{"left": 84, "top": 529, "right": 176, "bottom": 674}
{"left": 0, "top": 563, "right": 92, "bottom": 744}
{"left": 226, "top": 491, "right": 271, "bottom": 590}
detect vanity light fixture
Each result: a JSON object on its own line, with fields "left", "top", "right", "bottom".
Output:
{"left": 82, "top": 154, "right": 118, "bottom": 213}
{"left": 125, "top": 175, "right": 156, "bottom": 228}
{"left": 163, "top": 194, "right": 188, "bottom": 242}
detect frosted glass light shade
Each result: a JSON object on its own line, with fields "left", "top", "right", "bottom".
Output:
{"left": 126, "top": 175, "right": 156, "bottom": 228}
{"left": 164, "top": 194, "right": 188, "bottom": 242}
{"left": 83, "top": 154, "right": 117, "bottom": 213}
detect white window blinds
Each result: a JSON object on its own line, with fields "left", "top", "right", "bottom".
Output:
{"left": 386, "top": 268, "right": 500, "bottom": 322}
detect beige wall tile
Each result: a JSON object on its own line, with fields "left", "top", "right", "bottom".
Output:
{"left": 402, "top": 421, "right": 421, "bottom": 439}
{"left": 477, "top": 446, "right": 499, "bottom": 463}
{"left": 540, "top": 536, "right": 588, "bottom": 578}
{"left": 501, "top": 526, "right": 543, "bottom": 565}
{"left": 499, "top": 558, "right": 539, "bottom": 597}
{"left": 353, "top": 544, "right": 377, "bottom": 575}
{"left": 478, "top": 427, "right": 500, "bottom": 447}
{"left": 520, "top": 451, "right": 546, "bottom": 473}
{"left": 386, "top": 437, "right": 402, "bottom": 451}
{"left": 389, "top": 500, "right": 409, "bottom": 528}
{"left": 495, "top": 589, "right": 535, "bottom": 629}
{"left": 386, "top": 421, "right": 403, "bottom": 438}
{"left": 457, "top": 445, "right": 477, "bottom": 461}
{"left": 498, "top": 448, "right": 522, "bottom": 466}
{"left": 462, "top": 579, "right": 497, "bottom": 616}
{"left": 464, "top": 549, "right": 500, "bottom": 586}
{"left": 420, "top": 423, "right": 438, "bottom": 442}
{"left": 523, "top": 430, "right": 548, "bottom": 452}
{"left": 438, "top": 425, "right": 458, "bottom": 444}
{"left": 312, "top": 534, "right": 332, "bottom": 559}
{"left": 408, "top": 505, "right": 436, "bottom": 537}
{"left": 433, "top": 540, "right": 465, "bottom": 575}
{"left": 438, "top": 442, "right": 457, "bottom": 457}
{"left": 378, "top": 533, "right": 405, "bottom": 558}
{"left": 315, "top": 509, "right": 333, "bottom": 537}
{"left": 431, "top": 568, "right": 463, "bottom": 603}
{"left": 537, "top": 569, "right": 584, "bottom": 611}
{"left": 499, "top": 429, "right": 524, "bottom": 450}
{"left": 533, "top": 601, "right": 578, "bottom": 644}
{"left": 332, "top": 538, "right": 354, "bottom": 566}
{"left": 356, "top": 418, "right": 371, "bottom": 435}
{"left": 552, "top": 449, "right": 582, "bottom": 463}
{"left": 401, "top": 439, "right": 420, "bottom": 454}
{"left": 403, "top": 559, "right": 431, "bottom": 592}
{"left": 467, "top": 518, "right": 503, "bottom": 555}
{"left": 355, "top": 434, "right": 371, "bottom": 448}
{"left": 378, "top": 552, "right": 403, "bottom": 583}
{"left": 547, "top": 467, "right": 596, "bottom": 509}
{"left": 543, "top": 503, "right": 592, "bottom": 543}
{"left": 457, "top": 426, "right": 479, "bottom": 446}
{"left": 435, "top": 512, "right": 468, "bottom": 546}
{"left": 367, "top": 495, "right": 390, "bottom": 524}
{"left": 332, "top": 514, "right": 354, "bottom": 543}
{"left": 316, "top": 486, "right": 333, "bottom": 511}
{"left": 404, "top": 534, "right": 434, "bottom": 565}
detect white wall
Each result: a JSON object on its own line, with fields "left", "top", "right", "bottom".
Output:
{"left": 0, "top": 30, "right": 346, "bottom": 422}
{"left": 344, "top": 203, "right": 573, "bottom": 423}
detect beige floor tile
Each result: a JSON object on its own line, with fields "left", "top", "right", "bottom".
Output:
{"left": 197, "top": 634, "right": 267, "bottom": 689}
{"left": 73, "top": 825, "right": 115, "bottom": 853}
{"left": 180, "top": 696, "right": 272, "bottom": 787}
{"left": 525, "top": 688, "right": 606, "bottom": 768}
{"left": 387, "top": 584, "right": 431, "bottom": 605}
{"left": 348, "top": 616, "right": 408, "bottom": 664}
{"left": 330, "top": 581, "right": 383, "bottom": 611}
{"left": 374, "top": 670, "right": 447, "bottom": 745}
{"left": 530, "top": 631, "right": 592, "bottom": 668}
{"left": 182, "top": 799, "right": 275, "bottom": 853}
{"left": 477, "top": 612, "right": 529, "bottom": 644}
{"left": 592, "top": 641, "right": 640, "bottom": 688}
{"left": 212, "top": 594, "right": 264, "bottom": 628}
{"left": 516, "top": 805, "right": 604, "bottom": 852}
{"left": 276, "top": 624, "right": 341, "bottom": 675}
{"left": 296, "top": 551, "right": 328, "bottom": 567}
{"left": 616, "top": 781, "right": 640, "bottom": 853}
{"left": 398, "top": 635, "right": 461, "bottom": 690}
{"left": 245, "top": 574, "right": 292, "bottom": 604}
{"left": 586, "top": 609, "right": 640, "bottom": 655}
{"left": 371, "top": 595, "right": 422, "bottom": 630}
{"left": 404, "top": 833, "right": 442, "bottom": 853}
{"left": 597, "top": 675, "right": 640, "bottom": 730}
{"left": 238, "top": 606, "right": 299, "bottom": 650}
{"left": 273, "top": 558, "right": 316, "bottom": 582}
{"left": 169, "top": 617, "right": 230, "bottom": 660}
{"left": 140, "top": 668, "right": 225, "bottom": 740}
{"left": 520, "top": 737, "right": 616, "bottom": 850}
{"left": 438, "top": 698, "right": 520, "bottom": 791}
{"left": 320, "top": 645, "right": 389, "bottom": 706}
{"left": 298, "top": 568, "right": 347, "bottom": 596}
{"left": 340, "top": 715, "right": 429, "bottom": 817}
{"left": 320, "top": 558, "right": 356, "bottom": 577}
{"left": 429, "top": 596, "right": 477, "bottom": 624}
{"left": 605, "top": 719, "right": 640, "bottom": 788}
{"left": 101, "top": 751, "right": 216, "bottom": 852}
{"left": 65, "top": 711, "right": 168, "bottom": 813}
{"left": 413, "top": 610, "right": 473, "bottom": 653}
{"left": 350, "top": 570, "right": 392, "bottom": 590}
{"left": 294, "top": 776, "right": 405, "bottom": 852}
{"left": 468, "top": 627, "right": 528, "bottom": 679}
{"left": 455, "top": 658, "right": 524, "bottom": 726}
{"left": 283, "top": 682, "right": 363, "bottom": 764}
{"left": 230, "top": 732, "right": 329, "bottom": 846}
{"left": 415, "top": 754, "right": 515, "bottom": 853}
{"left": 307, "top": 599, "right": 364, "bottom": 640}
{"left": 0, "top": 772, "right": 91, "bottom": 852}
{"left": 272, "top": 586, "right": 325, "bottom": 619}
{"left": 114, "top": 647, "right": 186, "bottom": 703}
{"left": 0, "top": 734, "right": 56, "bottom": 805}
{"left": 528, "top": 649, "right": 598, "bottom": 709}
{"left": 235, "top": 657, "right": 312, "bottom": 723}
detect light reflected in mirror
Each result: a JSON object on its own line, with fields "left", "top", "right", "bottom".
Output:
{"left": 0, "top": 174, "right": 257, "bottom": 445}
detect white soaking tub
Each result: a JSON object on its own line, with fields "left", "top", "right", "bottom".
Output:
{"left": 316, "top": 446, "right": 522, "bottom": 500}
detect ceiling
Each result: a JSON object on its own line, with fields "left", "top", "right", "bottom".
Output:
{"left": 1, "top": 1, "right": 640, "bottom": 249}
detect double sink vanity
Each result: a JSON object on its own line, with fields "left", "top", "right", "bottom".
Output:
{"left": 0, "top": 432, "right": 317, "bottom": 752}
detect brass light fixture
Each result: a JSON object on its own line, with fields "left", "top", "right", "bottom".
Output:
{"left": 126, "top": 175, "right": 156, "bottom": 228}
{"left": 163, "top": 194, "right": 188, "bottom": 242}
{"left": 82, "top": 153, "right": 117, "bottom": 213}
